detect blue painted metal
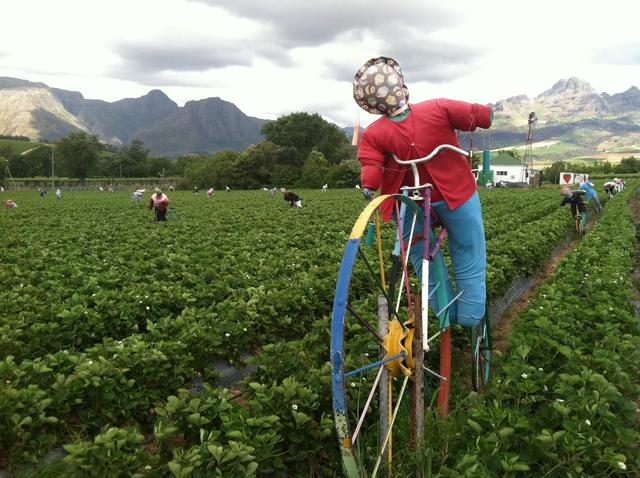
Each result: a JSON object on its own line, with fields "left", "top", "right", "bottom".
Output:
{"left": 345, "top": 351, "right": 406, "bottom": 377}
{"left": 331, "top": 238, "right": 360, "bottom": 420}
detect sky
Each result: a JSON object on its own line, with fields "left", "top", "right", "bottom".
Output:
{"left": 2, "top": 0, "right": 640, "bottom": 128}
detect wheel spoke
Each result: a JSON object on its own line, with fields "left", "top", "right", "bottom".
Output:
{"left": 345, "top": 352, "right": 406, "bottom": 377}
{"left": 346, "top": 303, "right": 384, "bottom": 344}
{"left": 351, "top": 365, "right": 385, "bottom": 445}
{"left": 357, "top": 248, "right": 391, "bottom": 305}
{"left": 371, "top": 375, "right": 410, "bottom": 478}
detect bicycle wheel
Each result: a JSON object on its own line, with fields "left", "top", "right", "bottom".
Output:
{"left": 330, "top": 194, "right": 453, "bottom": 478}
{"left": 578, "top": 212, "right": 587, "bottom": 236}
{"left": 471, "top": 317, "right": 491, "bottom": 391}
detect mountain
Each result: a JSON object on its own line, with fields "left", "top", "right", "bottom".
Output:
{"left": 488, "top": 77, "right": 640, "bottom": 158}
{"left": 1, "top": 75, "right": 640, "bottom": 159}
{"left": 0, "top": 77, "right": 267, "bottom": 156}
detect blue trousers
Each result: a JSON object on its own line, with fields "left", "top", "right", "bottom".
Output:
{"left": 402, "top": 192, "right": 486, "bottom": 326}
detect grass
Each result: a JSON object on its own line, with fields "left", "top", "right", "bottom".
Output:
{"left": 0, "top": 139, "right": 44, "bottom": 155}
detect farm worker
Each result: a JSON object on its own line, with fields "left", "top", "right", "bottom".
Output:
{"left": 193, "top": 186, "right": 199, "bottom": 194}
{"left": 3, "top": 199, "right": 17, "bottom": 208}
{"left": 560, "top": 187, "right": 587, "bottom": 218}
{"left": 353, "top": 56, "right": 493, "bottom": 327}
{"left": 132, "top": 190, "right": 142, "bottom": 201}
{"left": 603, "top": 181, "right": 616, "bottom": 199}
{"left": 283, "top": 189, "right": 302, "bottom": 207}
{"left": 322, "top": 183, "right": 329, "bottom": 192}
{"left": 38, "top": 188, "right": 46, "bottom": 197}
{"left": 149, "top": 188, "right": 170, "bottom": 221}
{"left": 578, "top": 181, "right": 601, "bottom": 210}
{"left": 169, "top": 185, "right": 174, "bottom": 193}
{"left": 55, "top": 189, "right": 62, "bottom": 200}
{"left": 614, "top": 177, "right": 625, "bottom": 191}
{"left": 225, "top": 185, "right": 231, "bottom": 192}
{"left": 207, "top": 187, "right": 215, "bottom": 198}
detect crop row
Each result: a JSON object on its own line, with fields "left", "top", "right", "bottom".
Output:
{"left": 0, "top": 188, "right": 579, "bottom": 474}
{"left": 434, "top": 184, "right": 640, "bottom": 476}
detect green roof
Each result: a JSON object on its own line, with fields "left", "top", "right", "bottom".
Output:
{"left": 490, "top": 152, "right": 523, "bottom": 166}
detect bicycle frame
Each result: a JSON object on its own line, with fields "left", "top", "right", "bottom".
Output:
{"left": 391, "top": 144, "right": 470, "bottom": 353}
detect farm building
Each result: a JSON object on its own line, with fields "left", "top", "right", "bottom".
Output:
{"left": 486, "top": 152, "right": 541, "bottom": 186}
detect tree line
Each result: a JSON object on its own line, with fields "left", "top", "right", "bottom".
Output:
{"left": 541, "top": 156, "right": 640, "bottom": 183}
{"left": 0, "top": 112, "right": 360, "bottom": 189}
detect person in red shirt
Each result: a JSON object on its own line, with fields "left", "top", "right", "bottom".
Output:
{"left": 149, "top": 188, "right": 170, "bottom": 222}
{"left": 353, "top": 56, "right": 493, "bottom": 327}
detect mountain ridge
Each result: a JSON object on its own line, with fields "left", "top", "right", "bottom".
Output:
{"left": 0, "top": 76, "right": 639, "bottom": 158}
{"left": 0, "top": 77, "right": 266, "bottom": 156}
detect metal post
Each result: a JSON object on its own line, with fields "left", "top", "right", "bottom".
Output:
{"left": 378, "top": 295, "right": 390, "bottom": 476}
{"left": 413, "top": 294, "right": 424, "bottom": 449}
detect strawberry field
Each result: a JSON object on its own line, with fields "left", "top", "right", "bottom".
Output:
{"left": 1, "top": 185, "right": 638, "bottom": 477}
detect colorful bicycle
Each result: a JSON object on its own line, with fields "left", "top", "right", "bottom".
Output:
{"left": 330, "top": 145, "right": 492, "bottom": 477}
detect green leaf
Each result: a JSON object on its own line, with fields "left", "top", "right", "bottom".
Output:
{"left": 467, "top": 419, "right": 483, "bottom": 434}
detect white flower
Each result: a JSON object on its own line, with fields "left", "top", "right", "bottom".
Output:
{"left": 146, "top": 306, "right": 150, "bottom": 310}
{"left": 585, "top": 419, "right": 591, "bottom": 426}
{"left": 618, "top": 461, "right": 626, "bottom": 470}
{"left": 364, "top": 353, "right": 369, "bottom": 357}
{"left": 291, "top": 404, "right": 298, "bottom": 410}
{"left": 538, "top": 367, "right": 544, "bottom": 372}
{"left": 243, "top": 328, "right": 247, "bottom": 332}
{"left": 144, "top": 465, "right": 152, "bottom": 470}
{"left": 225, "top": 333, "right": 230, "bottom": 337}
{"left": 521, "top": 373, "right": 528, "bottom": 379}
{"left": 556, "top": 398, "right": 565, "bottom": 402}
{"left": 351, "top": 382, "right": 356, "bottom": 388}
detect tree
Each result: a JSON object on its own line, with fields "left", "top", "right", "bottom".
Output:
{"left": 183, "top": 150, "right": 240, "bottom": 188}
{"left": 56, "top": 132, "right": 103, "bottom": 181}
{"left": 300, "top": 151, "right": 331, "bottom": 187}
{"left": 616, "top": 156, "right": 639, "bottom": 174}
{"left": 331, "top": 159, "right": 361, "bottom": 188}
{"left": 120, "top": 139, "right": 149, "bottom": 177}
{"left": 541, "top": 161, "right": 568, "bottom": 184}
{"left": 262, "top": 112, "right": 350, "bottom": 165}
{"left": 232, "top": 141, "right": 280, "bottom": 188}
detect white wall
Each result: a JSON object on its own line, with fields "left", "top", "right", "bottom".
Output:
{"left": 491, "top": 165, "right": 524, "bottom": 183}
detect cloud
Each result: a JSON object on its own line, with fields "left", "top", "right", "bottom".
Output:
{"left": 591, "top": 43, "right": 640, "bottom": 65}
{"left": 114, "top": 40, "right": 253, "bottom": 74}
{"left": 189, "top": 1, "right": 462, "bottom": 59}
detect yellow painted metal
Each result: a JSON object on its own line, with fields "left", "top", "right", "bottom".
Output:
{"left": 375, "top": 210, "right": 386, "bottom": 291}
{"left": 349, "top": 195, "right": 392, "bottom": 239}
{"left": 382, "top": 319, "right": 410, "bottom": 377}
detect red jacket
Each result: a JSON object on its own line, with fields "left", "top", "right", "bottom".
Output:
{"left": 358, "top": 99, "right": 492, "bottom": 220}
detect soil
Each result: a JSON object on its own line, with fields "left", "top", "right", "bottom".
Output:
{"left": 494, "top": 191, "right": 640, "bottom": 356}
{"left": 492, "top": 237, "right": 580, "bottom": 355}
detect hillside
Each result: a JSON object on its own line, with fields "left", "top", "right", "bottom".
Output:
{"left": 488, "top": 77, "right": 640, "bottom": 158}
{"left": 1, "top": 75, "right": 640, "bottom": 159}
{"left": 0, "top": 77, "right": 266, "bottom": 157}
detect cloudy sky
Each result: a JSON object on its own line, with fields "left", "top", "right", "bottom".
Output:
{"left": 2, "top": 0, "right": 640, "bottom": 127}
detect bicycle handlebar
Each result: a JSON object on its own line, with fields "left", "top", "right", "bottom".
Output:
{"left": 392, "top": 144, "right": 470, "bottom": 191}
{"left": 391, "top": 144, "right": 470, "bottom": 166}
